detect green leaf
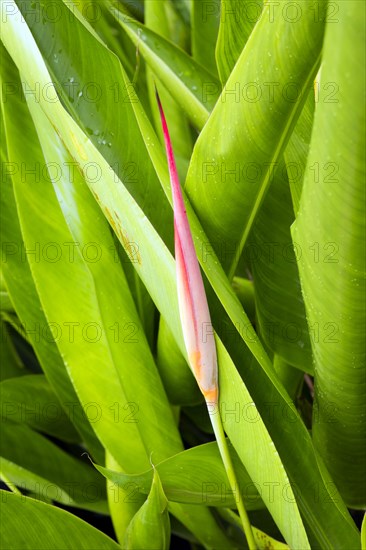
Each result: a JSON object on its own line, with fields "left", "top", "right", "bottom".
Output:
{"left": 250, "top": 160, "right": 312, "bottom": 371}
{"left": 0, "top": 375, "right": 80, "bottom": 443}
{"left": 110, "top": 11, "right": 221, "bottom": 129}
{"left": 185, "top": 0, "right": 327, "bottom": 277}
{"left": 0, "top": 491, "right": 120, "bottom": 550}
{"left": 0, "top": 46, "right": 103, "bottom": 462}
{"left": 79, "top": 1, "right": 153, "bottom": 123}
{"left": 2, "top": 12, "right": 236, "bottom": 548}
{"left": 272, "top": 355, "right": 304, "bottom": 401}
{"left": 7, "top": 65, "right": 182, "bottom": 473}
{"left": 94, "top": 440, "right": 264, "bottom": 510}
{"left": 105, "top": 451, "right": 144, "bottom": 546}
{"left": 192, "top": 0, "right": 220, "bottom": 77}
{"left": 0, "top": 422, "right": 107, "bottom": 513}
{"left": 123, "top": 469, "right": 170, "bottom": 550}
{"left": 216, "top": 0, "right": 264, "bottom": 84}
{"left": 292, "top": 0, "right": 366, "bottom": 507}
{"left": 14, "top": 0, "right": 172, "bottom": 248}
{"left": 284, "top": 90, "right": 315, "bottom": 214}
{"left": 13, "top": 0, "right": 169, "bottom": 353}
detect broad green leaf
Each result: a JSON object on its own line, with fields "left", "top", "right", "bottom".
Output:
{"left": 0, "top": 374, "right": 80, "bottom": 443}
{"left": 284, "top": 90, "right": 315, "bottom": 214}
{"left": 104, "top": 452, "right": 235, "bottom": 549}
{"left": 0, "top": 491, "right": 120, "bottom": 550}
{"left": 30, "top": 0, "right": 169, "bottom": 352}
{"left": 75, "top": 2, "right": 157, "bottom": 350}
{"left": 216, "top": 0, "right": 264, "bottom": 84}
{"left": 11, "top": 71, "right": 182, "bottom": 471}
{"left": 110, "top": 11, "right": 221, "bottom": 129}
{"left": 95, "top": 440, "right": 264, "bottom": 510}
{"left": 292, "top": 0, "right": 366, "bottom": 507}
{"left": 14, "top": 0, "right": 172, "bottom": 348}
{"left": 0, "top": 422, "right": 107, "bottom": 513}
{"left": 250, "top": 160, "right": 312, "bottom": 371}
{"left": 123, "top": 469, "right": 170, "bottom": 550}
{"left": 0, "top": 49, "right": 103, "bottom": 461}
{"left": 13, "top": 0, "right": 171, "bottom": 248}
{"left": 185, "top": 0, "right": 327, "bottom": 277}
{"left": 2, "top": 5, "right": 360, "bottom": 547}
{"left": 192, "top": 0, "right": 220, "bottom": 77}
{"left": 2, "top": 11, "right": 238, "bottom": 550}
{"left": 362, "top": 514, "right": 366, "bottom": 550}
{"left": 129, "top": 82, "right": 360, "bottom": 547}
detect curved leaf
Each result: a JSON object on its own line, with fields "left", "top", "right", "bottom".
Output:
{"left": 292, "top": 0, "right": 366, "bottom": 507}
{"left": 0, "top": 422, "right": 107, "bottom": 513}
{"left": 95, "top": 440, "right": 264, "bottom": 510}
{"left": 13, "top": 0, "right": 172, "bottom": 248}
{"left": 105, "top": 451, "right": 144, "bottom": 546}
{"left": 185, "top": 0, "right": 327, "bottom": 277}
{"left": 250, "top": 160, "right": 312, "bottom": 371}
{"left": 5, "top": 64, "right": 181, "bottom": 473}
{"left": 0, "top": 48, "right": 103, "bottom": 461}
{"left": 284, "top": 90, "right": 315, "bottom": 214}
{"left": 110, "top": 11, "right": 221, "bottom": 129}
{"left": 192, "top": 0, "right": 220, "bottom": 77}
{"left": 216, "top": 0, "right": 263, "bottom": 84}
{"left": 0, "top": 491, "right": 120, "bottom": 550}
{"left": 123, "top": 469, "right": 170, "bottom": 550}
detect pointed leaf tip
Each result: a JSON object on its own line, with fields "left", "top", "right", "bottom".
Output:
{"left": 157, "top": 95, "right": 218, "bottom": 403}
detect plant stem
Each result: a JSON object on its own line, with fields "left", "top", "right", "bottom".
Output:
{"left": 209, "top": 406, "right": 257, "bottom": 550}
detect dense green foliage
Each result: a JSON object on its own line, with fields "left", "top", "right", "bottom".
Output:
{"left": 0, "top": 1, "right": 364, "bottom": 548}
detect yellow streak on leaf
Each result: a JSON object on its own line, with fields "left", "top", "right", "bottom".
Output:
{"left": 70, "top": 132, "right": 88, "bottom": 160}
